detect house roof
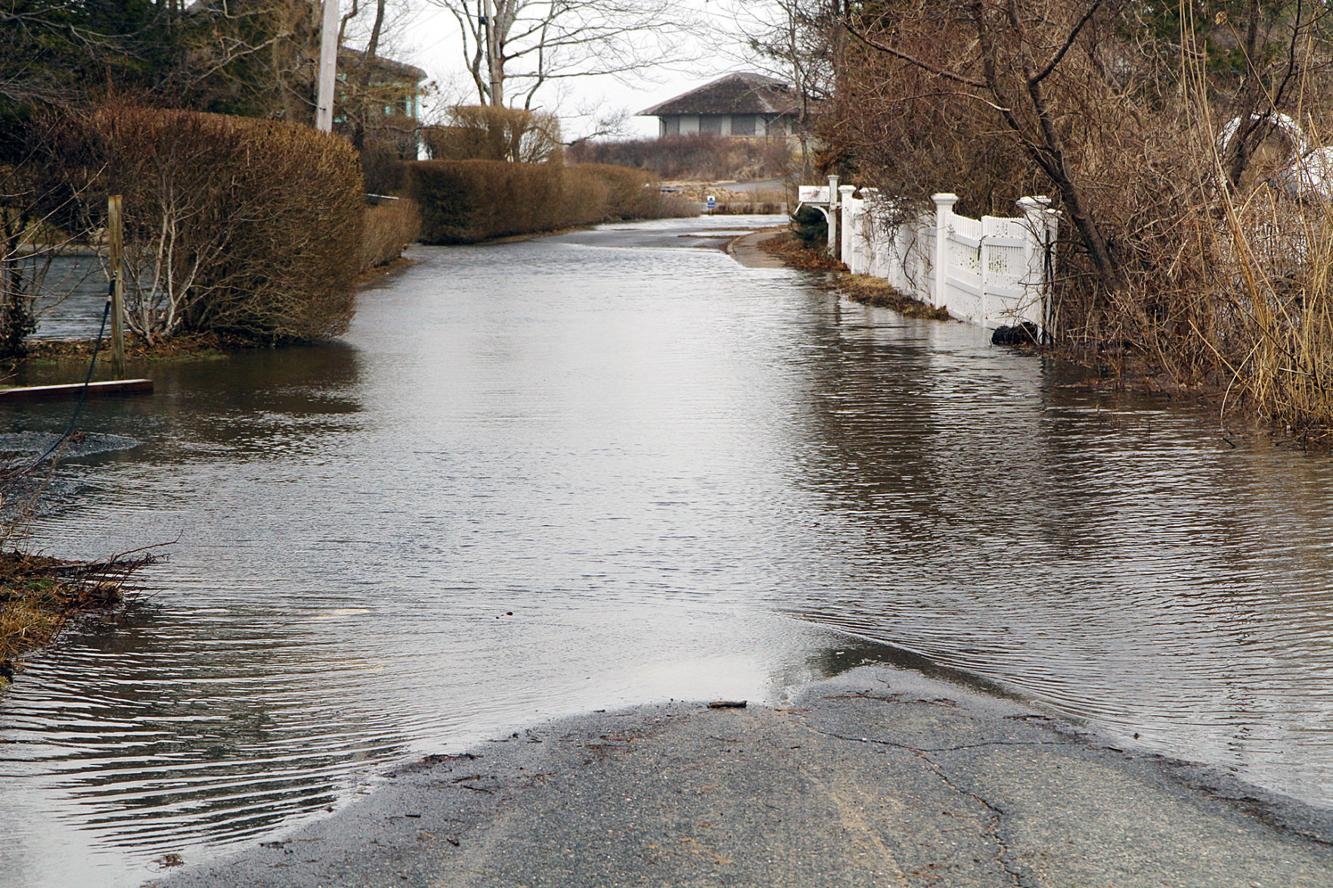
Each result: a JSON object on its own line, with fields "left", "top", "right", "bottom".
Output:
{"left": 639, "top": 73, "right": 800, "bottom": 117}
{"left": 339, "top": 48, "right": 427, "bottom": 84}
{"left": 185, "top": 2, "right": 427, "bottom": 84}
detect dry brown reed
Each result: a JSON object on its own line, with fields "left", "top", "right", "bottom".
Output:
{"left": 829, "top": 1, "right": 1333, "bottom": 443}
{"left": 569, "top": 133, "right": 791, "bottom": 182}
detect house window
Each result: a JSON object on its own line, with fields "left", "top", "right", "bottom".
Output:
{"left": 663, "top": 117, "right": 680, "bottom": 136}
{"left": 731, "top": 115, "right": 756, "bottom": 136}
{"left": 768, "top": 117, "right": 787, "bottom": 137}
{"left": 700, "top": 116, "right": 723, "bottom": 135}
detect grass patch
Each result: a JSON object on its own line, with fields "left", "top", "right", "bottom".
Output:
{"left": 833, "top": 273, "right": 950, "bottom": 320}
{"left": 759, "top": 232, "right": 949, "bottom": 319}
{"left": 759, "top": 231, "right": 845, "bottom": 271}
{"left": 0, "top": 549, "right": 153, "bottom": 687}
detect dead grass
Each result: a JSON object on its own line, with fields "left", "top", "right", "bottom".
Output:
{"left": 759, "top": 231, "right": 845, "bottom": 271}
{"left": 0, "top": 550, "right": 148, "bottom": 687}
{"left": 833, "top": 273, "right": 950, "bottom": 320}
{"left": 668, "top": 182, "right": 788, "bottom": 215}
{"left": 759, "top": 232, "right": 949, "bottom": 320}
{"left": 22, "top": 332, "right": 243, "bottom": 363}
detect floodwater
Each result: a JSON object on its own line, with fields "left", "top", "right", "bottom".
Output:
{"left": 2, "top": 216, "right": 1332, "bottom": 886}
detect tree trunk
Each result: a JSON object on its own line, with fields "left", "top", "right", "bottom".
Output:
{"left": 352, "top": 0, "right": 388, "bottom": 150}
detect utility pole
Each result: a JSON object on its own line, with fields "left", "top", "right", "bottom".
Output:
{"left": 483, "top": 0, "right": 503, "bottom": 107}
{"left": 315, "top": 0, "right": 340, "bottom": 131}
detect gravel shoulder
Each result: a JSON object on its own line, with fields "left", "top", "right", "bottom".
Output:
{"left": 727, "top": 229, "right": 788, "bottom": 268}
{"left": 157, "top": 665, "right": 1333, "bottom": 888}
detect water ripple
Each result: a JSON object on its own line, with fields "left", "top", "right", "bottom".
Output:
{"left": 2, "top": 215, "right": 1331, "bottom": 885}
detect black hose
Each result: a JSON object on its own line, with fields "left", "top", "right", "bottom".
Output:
{"left": 22, "top": 291, "right": 113, "bottom": 473}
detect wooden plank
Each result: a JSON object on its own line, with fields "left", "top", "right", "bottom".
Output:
{"left": 0, "top": 379, "right": 154, "bottom": 403}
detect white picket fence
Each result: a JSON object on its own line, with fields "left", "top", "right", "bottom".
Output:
{"left": 835, "top": 187, "right": 1058, "bottom": 332}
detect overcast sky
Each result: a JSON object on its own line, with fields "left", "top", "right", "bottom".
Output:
{"left": 376, "top": 0, "right": 778, "bottom": 139}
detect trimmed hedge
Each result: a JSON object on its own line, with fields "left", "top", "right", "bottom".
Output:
{"left": 360, "top": 198, "right": 421, "bottom": 271}
{"left": 407, "top": 161, "right": 690, "bottom": 245}
{"left": 44, "top": 106, "right": 364, "bottom": 343}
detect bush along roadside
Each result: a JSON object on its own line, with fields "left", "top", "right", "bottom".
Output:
{"left": 407, "top": 160, "right": 694, "bottom": 245}
{"left": 31, "top": 104, "right": 365, "bottom": 346}
{"left": 361, "top": 198, "right": 421, "bottom": 272}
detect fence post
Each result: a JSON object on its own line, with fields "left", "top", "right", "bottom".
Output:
{"left": 1017, "top": 195, "right": 1054, "bottom": 333}
{"left": 827, "top": 174, "right": 840, "bottom": 257}
{"left": 932, "top": 193, "right": 957, "bottom": 310}
{"left": 860, "top": 188, "right": 880, "bottom": 278}
{"left": 106, "top": 194, "right": 126, "bottom": 377}
{"left": 839, "top": 185, "right": 857, "bottom": 269}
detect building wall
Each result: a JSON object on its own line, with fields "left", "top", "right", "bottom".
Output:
{"left": 658, "top": 114, "right": 788, "bottom": 139}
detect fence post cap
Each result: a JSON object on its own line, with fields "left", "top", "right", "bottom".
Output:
{"left": 1016, "top": 195, "right": 1052, "bottom": 211}
{"left": 931, "top": 192, "right": 959, "bottom": 205}
{"left": 838, "top": 184, "right": 857, "bottom": 194}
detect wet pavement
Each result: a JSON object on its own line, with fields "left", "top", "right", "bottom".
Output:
{"left": 162, "top": 665, "right": 1333, "bottom": 888}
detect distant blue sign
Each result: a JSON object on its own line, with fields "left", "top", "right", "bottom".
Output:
{"left": 705, "top": 195, "right": 717, "bottom": 211}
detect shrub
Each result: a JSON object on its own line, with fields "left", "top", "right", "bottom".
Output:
{"left": 409, "top": 160, "right": 577, "bottom": 244}
{"left": 423, "top": 106, "right": 563, "bottom": 164}
{"left": 569, "top": 163, "right": 677, "bottom": 220}
{"left": 407, "top": 160, "right": 696, "bottom": 244}
{"left": 791, "top": 205, "right": 827, "bottom": 248}
{"left": 568, "top": 134, "right": 792, "bottom": 181}
{"left": 41, "top": 105, "right": 363, "bottom": 343}
{"left": 360, "top": 198, "right": 421, "bottom": 271}
{"left": 360, "top": 142, "right": 407, "bottom": 196}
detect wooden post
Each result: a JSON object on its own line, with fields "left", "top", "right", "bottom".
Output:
{"left": 107, "top": 194, "right": 126, "bottom": 377}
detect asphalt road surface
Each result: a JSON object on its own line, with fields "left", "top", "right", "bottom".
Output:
{"left": 159, "top": 665, "right": 1333, "bottom": 888}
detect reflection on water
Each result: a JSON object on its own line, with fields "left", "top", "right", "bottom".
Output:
{"left": 1, "top": 215, "right": 1331, "bottom": 886}
{"left": 27, "top": 254, "right": 109, "bottom": 341}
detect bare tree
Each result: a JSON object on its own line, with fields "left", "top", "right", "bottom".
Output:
{"left": 337, "top": 0, "right": 425, "bottom": 149}
{"left": 424, "top": 104, "right": 563, "bottom": 161}
{"left": 723, "top": 0, "right": 842, "bottom": 181}
{"left": 838, "top": 1, "right": 1135, "bottom": 288}
{"left": 427, "top": 0, "right": 693, "bottom": 109}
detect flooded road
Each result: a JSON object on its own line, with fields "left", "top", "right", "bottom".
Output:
{"left": 2, "top": 216, "right": 1331, "bottom": 886}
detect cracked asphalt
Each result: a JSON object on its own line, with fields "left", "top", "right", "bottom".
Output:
{"left": 158, "top": 665, "right": 1333, "bottom": 887}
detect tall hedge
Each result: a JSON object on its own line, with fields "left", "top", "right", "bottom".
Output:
{"left": 407, "top": 161, "right": 596, "bottom": 244}
{"left": 45, "top": 106, "right": 364, "bottom": 343}
{"left": 407, "top": 161, "right": 687, "bottom": 245}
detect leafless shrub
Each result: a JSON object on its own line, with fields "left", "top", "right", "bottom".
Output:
{"left": 409, "top": 160, "right": 690, "bottom": 243}
{"left": 0, "top": 117, "right": 100, "bottom": 361}
{"left": 423, "top": 106, "right": 564, "bottom": 164}
{"left": 569, "top": 164, "right": 694, "bottom": 220}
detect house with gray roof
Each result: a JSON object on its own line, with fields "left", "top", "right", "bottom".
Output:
{"left": 639, "top": 73, "right": 803, "bottom": 140}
